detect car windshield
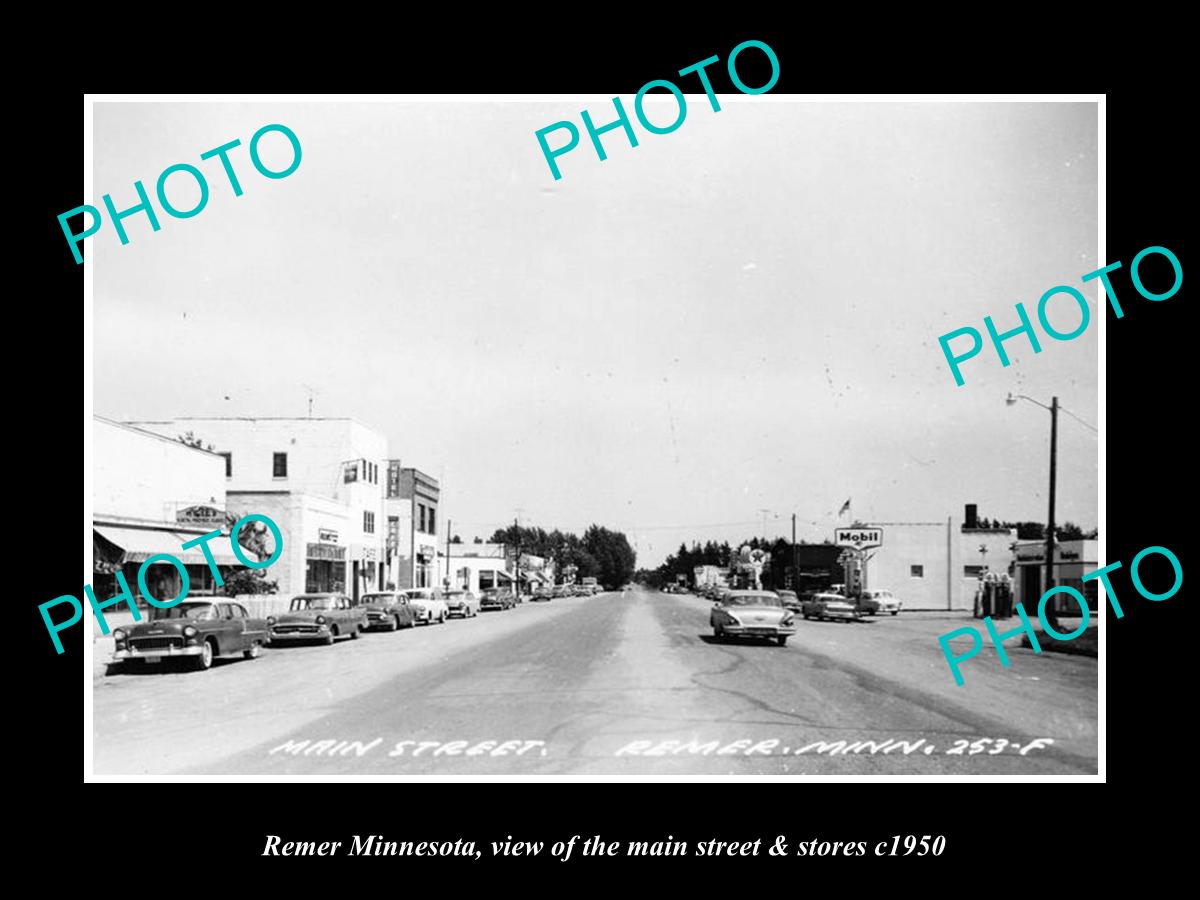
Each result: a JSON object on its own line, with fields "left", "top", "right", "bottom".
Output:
{"left": 150, "top": 602, "right": 217, "bottom": 620}
{"left": 362, "top": 594, "right": 393, "bottom": 604}
{"left": 292, "top": 596, "right": 334, "bottom": 610}
{"left": 403, "top": 591, "right": 429, "bottom": 600}
{"left": 723, "top": 595, "right": 782, "bottom": 607}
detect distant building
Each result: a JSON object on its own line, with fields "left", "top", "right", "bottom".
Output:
{"left": 387, "top": 465, "right": 440, "bottom": 589}
{"left": 1013, "top": 538, "right": 1099, "bottom": 613}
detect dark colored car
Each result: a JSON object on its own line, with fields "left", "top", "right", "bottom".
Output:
{"left": 111, "top": 600, "right": 270, "bottom": 672}
{"left": 269, "top": 593, "right": 367, "bottom": 644}
{"left": 360, "top": 591, "right": 417, "bottom": 631}
{"left": 854, "top": 593, "right": 882, "bottom": 616}
{"left": 480, "top": 588, "right": 516, "bottom": 611}
{"left": 800, "top": 592, "right": 861, "bottom": 622}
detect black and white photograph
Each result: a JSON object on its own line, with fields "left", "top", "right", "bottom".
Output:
{"left": 83, "top": 95, "right": 1100, "bottom": 778}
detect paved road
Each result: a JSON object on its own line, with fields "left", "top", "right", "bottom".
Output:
{"left": 92, "top": 589, "right": 1097, "bottom": 775}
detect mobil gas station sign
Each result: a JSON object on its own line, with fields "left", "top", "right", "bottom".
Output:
{"left": 835, "top": 527, "right": 884, "bottom": 551}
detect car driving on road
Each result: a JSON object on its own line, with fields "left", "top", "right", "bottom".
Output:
{"left": 710, "top": 590, "right": 797, "bottom": 646}
{"left": 111, "top": 600, "right": 270, "bottom": 672}
{"left": 269, "top": 593, "right": 368, "bottom": 644}
{"left": 776, "top": 589, "right": 801, "bottom": 612}
{"left": 801, "top": 592, "right": 861, "bottom": 622}
{"left": 360, "top": 591, "right": 418, "bottom": 631}
{"left": 402, "top": 588, "right": 448, "bottom": 625}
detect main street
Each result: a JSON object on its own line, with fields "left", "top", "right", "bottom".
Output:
{"left": 92, "top": 589, "right": 1097, "bottom": 775}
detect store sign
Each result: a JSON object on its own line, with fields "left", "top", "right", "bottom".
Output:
{"left": 363, "top": 547, "right": 378, "bottom": 562}
{"left": 318, "top": 528, "right": 339, "bottom": 544}
{"left": 387, "top": 460, "right": 402, "bottom": 499}
{"left": 835, "top": 527, "right": 884, "bottom": 550}
{"left": 307, "top": 543, "right": 346, "bottom": 561}
{"left": 176, "top": 505, "right": 226, "bottom": 528}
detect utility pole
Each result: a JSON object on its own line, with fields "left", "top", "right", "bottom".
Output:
{"left": 1044, "top": 396, "right": 1060, "bottom": 631}
{"left": 445, "top": 518, "right": 452, "bottom": 588}
{"left": 791, "top": 513, "right": 797, "bottom": 590}
{"left": 513, "top": 517, "right": 521, "bottom": 602}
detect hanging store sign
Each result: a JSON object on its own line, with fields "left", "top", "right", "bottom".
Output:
{"left": 176, "top": 505, "right": 226, "bottom": 528}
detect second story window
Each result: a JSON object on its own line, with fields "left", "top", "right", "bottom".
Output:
{"left": 418, "top": 503, "right": 427, "bottom": 533}
{"left": 344, "top": 461, "right": 359, "bottom": 483}
{"left": 220, "top": 452, "right": 232, "bottom": 477}
{"left": 273, "top": 452, "right": 288, "bottom": 478}
{"left": 429, "top": 507, "right": 436, "bottom": 534}
{"left": 364, "top": 511, "right": 375, "bottom": 534}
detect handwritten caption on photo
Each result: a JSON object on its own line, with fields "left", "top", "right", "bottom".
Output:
{"left": 938, "top": 543, "right": 1182, "bottom": 685}
{"left": 41, "top": 512, "right": 283, "bottom": 654}
{"left": 937, "top": 244, "right": 1182, "bottom": 385}
{"left": 262, "top": 833, "right": 948, "bottom": 860}
{"left": 614, "top": 736, "right": 1053, "bottom": 757}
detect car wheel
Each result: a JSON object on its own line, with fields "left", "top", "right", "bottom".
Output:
{"left": 891, "top": 610, "right": 899, "bottom": 616}
{"left": 326, "top": 626, "right": 338, "bottom": 644}
{"left": 776, "top": 635, "right": 788, "bottom": 647}
{"left": 392, "top": 616, "right": 402, "bottom": 631}
{"left": 350, "top": 625, "right": 360, "bottom": 639}
{"left": 243, "top": 641, "right": 262, "bottom": 660}
{"left": 195, "top": 638, "right": 215, "bottom": 671}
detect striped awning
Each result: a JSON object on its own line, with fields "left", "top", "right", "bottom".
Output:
{"left": 93, "top": 525, "right": 242, "bottom": 567}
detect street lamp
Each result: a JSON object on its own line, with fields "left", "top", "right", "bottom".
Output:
{"left": 1006, "top": 393, "right": 1060, "bottom": 630}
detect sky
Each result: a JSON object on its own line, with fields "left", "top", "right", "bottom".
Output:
{"left": 92, "top": 100, "right": 1099, "bottom": 568}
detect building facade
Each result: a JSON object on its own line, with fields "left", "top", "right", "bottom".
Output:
{"left": 1013, "top": 538, "right": 1099, "bottom": 613}
{"left": 848, "top": 505, "right": 1019, "bottom": 611}
{"left": 128, "top": 417, "right": 388, "bottom": 602}
{"left": 92, "top": 417, "right": 245, "bottom": 629}
{"left": 387, "top": 464, "right": 440, "bottom": 589}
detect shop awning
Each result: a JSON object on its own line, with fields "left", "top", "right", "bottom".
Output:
{"left": 93, "top": 525, "right": 242, "bottom": 567}
{"left": 495, "top": 571, "right": 514, "bottom": 582}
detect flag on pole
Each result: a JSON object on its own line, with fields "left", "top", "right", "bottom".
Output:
{"left": 838, "top": 498, "right": 851, "bottom": 516}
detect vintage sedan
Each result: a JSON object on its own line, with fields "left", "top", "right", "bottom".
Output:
{"left": 438, "top": 589, "right": 480, "bottom": 618}
{"left": 480, "top": 588, "right": 516, "bottom": 611}
{"left": 111, "top": 600, "right": 270, "bottom": 672}
{"left": 801, "top": 592, "right": 861, "bottom": 622}
{"left": 710, "top": 590, "right": 797, "bottom": 646}
{"left": 402, "top": 588, "right": 449, "bottom": 624}
{"left": 860, "top": 588, "right": 902, "bottom": 615}
{"left": 531, "top": 586, "right": 553, "bottom": 602}
{"left": 269, "top": 593, "right": 367, "bottom": 644}
{"left": 360, "top": 591, "right": 417, "bottom": 631}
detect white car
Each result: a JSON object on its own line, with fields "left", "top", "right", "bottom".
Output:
{"left": 861, "top": 588, "right": 902, "bottom": 616}
{"left": 402, "top": 588, "right": 449, "bottom": 625}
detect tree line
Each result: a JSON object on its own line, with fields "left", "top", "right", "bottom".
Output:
{"left": 486, "top": 523, "right": 637, "bottom": 590}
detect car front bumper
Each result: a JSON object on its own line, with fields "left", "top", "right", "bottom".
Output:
{"left": 270, "top": 625, "right": 331, "bottom": 641}
{"left": 113, "top": 645, "right": 203, "bottom": 660}
{"left": 821, "top": 610, "right": 859, "bottom": 620}
{"left": 719, "top": 624, "right": 797, "bottom": 636}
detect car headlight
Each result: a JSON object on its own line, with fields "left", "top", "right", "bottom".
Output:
{"left": 315, "top": 615, "right": 326, "bottom": 625}
{"left": 112, "top": 629, "right": 126, "bottom": 642}
{"left": 267, "top": 615, "right": 276, "bottom": 626}
{"left": 183, "top": 625, "right": 198, "bottom": 637}
{"left": 781, "top": 615, "right": 794, "bottom": 627}
{"left": 724, "top": 614, "right": 741, "bottom": 626}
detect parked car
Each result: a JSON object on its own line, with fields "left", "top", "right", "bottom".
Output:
{"left": 859, "top": 588, "right": 902, "bottom": 615}
{"left": 800, "top": 592, "right": 861, "bottom": 622}
{"left": 776, "top": 589, "right": 801, "bottom": 611}
{"left": 552, "top": 585, "right": 570, "bottom": 599}
{"left": 402, "top": 588, "right": 448, "bottom": 624}
{"left": 710, "top": 590, "right": 796, "bottom": 646}
{"left": 481, "top": 588, "right": 516, "bottom": 611}
{"left": 269, "top": 593, "right": 367, "bottom": 644}
{"left": 111, "top": 599, "right": 269, "bottom": 672}
{"left": 854, "top": 593, "right": 881, "bottom": 615}
{"left": 360, "top": 591, "right": 417, "bottom": 631}
{"left": 439, "top": 589, "right": 480, "bottom": 618}
{"left": 531, "top": 586, "right": 553, "bottom": 602}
